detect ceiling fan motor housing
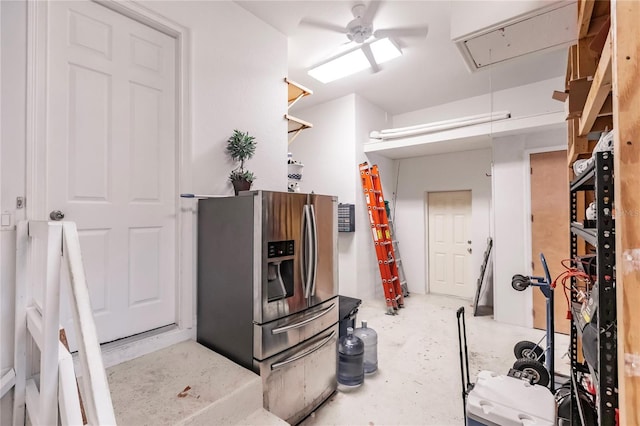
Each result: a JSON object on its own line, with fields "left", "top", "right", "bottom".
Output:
{"left": 347, "top": 4, "right": 373, "bottom": 43}
{"left": 347, "top": 22, "right": 373, "bottom": 43}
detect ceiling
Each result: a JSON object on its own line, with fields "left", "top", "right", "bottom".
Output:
{"left": 236, "top": 0, "right": 568, "bottom": 116}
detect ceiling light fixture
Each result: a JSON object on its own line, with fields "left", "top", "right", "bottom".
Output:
{"left": 308, "top": 38, "right": 402, "bottom": 84}
{"left": 370, "top": 38, "right": 402, "bottom": 64}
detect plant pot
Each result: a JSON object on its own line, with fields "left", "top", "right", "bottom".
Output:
{"left": 232, "top": 178, "right": 252, "bottom": 195}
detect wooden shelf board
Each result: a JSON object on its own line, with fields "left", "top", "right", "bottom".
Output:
{"left": 578, "top": 30, "right": 612, "bottom": 136}
{"left": 578, "top": 0, "right": 595, "bottom": 38}
{"left": 285, "top": 78, "right": 313, "bottom": 107}
{"left": 285, "top": 114, "right": 312, "bottom": 145}
{"left": 585, "top": 14, "right": 609, "bottom": 38}
{"left": 285, "top": 114, "right": 312, "bottom": 131}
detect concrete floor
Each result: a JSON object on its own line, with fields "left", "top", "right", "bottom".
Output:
{"left": 301, "top": 293, "right": 569, "bottom": 426}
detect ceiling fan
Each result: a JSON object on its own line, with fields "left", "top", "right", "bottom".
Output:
{"left": 300, "top": 2, "right": 428, "bottom": 72}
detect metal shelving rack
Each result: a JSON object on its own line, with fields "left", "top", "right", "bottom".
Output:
{"left": 569, "top": 151, "right": 618, "bottom": 426}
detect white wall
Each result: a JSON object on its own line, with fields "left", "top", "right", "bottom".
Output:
{"left": 392, "top": 77, "right": 564, "bottom": 128}
{"left": 288, "top": 95, "right": 359, "bottom": 298}
{"left": 491, "top": 136, "right": 529, "bottom": 325}
{"left": 288, "top": 95, "right": 356, "bottom": 199}
{"left": 0, "top": 0, "right": 287, "bottom": 420}
{"left": 394, "top": 149, "right": 493, "bottom": 297}
{"left": 145, "top": 1, "right": 288, "bottom": 195}
{"left": 289, "top": 94, "right": 392, "bottom": 301}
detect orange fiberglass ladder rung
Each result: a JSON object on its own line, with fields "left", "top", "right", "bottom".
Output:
{"left": 359, "top": 162, "right": 405, "bottom": 315}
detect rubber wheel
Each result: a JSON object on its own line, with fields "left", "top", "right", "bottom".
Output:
{"left": 511, "top": 274, "right": 530, "bottom": 291}
{"left": 513, "top": 340, "right": 546, "bottom": 363}
{"left": 512, "top": 358, "right": 550, "bottom": 387}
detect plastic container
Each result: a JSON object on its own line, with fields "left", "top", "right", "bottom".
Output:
{"left": 337, "top": 327, "right": 364, "bottom": 386}
{"left": 354, "top": 320, "right": 378, "bottom": 374}
{"left": 466, "top": 371, "right": 555, "bottom": 426}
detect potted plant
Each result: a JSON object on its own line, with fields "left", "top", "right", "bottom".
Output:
{"left": 226, "top": 129, "right": 257, "bottom": 195}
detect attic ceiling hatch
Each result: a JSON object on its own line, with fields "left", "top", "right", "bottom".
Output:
{"left": 454, "top": 2, "right": 577, "bottom": 71}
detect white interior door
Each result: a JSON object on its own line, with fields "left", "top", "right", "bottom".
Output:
{"left": 427, "top": 191, "right": 473, "bottom": 298}
{"left": 47, "top": 1, "right": 177, "bottom": 345}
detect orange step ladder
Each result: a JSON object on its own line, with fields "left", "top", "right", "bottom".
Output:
{"left": 359, "top": 162, "right": 405, "bottom": 314}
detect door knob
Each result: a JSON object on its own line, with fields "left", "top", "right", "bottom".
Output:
{"left": 49, "top": 210, "right": 65, "bottom": 221}
{"left": 467, "top": 240, "right": 472, "bottom": 244}
{"left": 467, "top": 248, "right": 472, "bottom": 254}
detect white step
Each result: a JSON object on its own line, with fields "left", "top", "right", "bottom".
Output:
{"left": 107, "top": 340, "right": 288, "bottom": 426}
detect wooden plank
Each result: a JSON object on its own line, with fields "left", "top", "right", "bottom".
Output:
{"left": 585, "top": 14, "right": 609, "bottom": 37}
{"left": 577, "top": 36, "right": 597, "bottom": 78}
{"left": 579, "top": 31, "right": 612, "bottom": 136}
{"left": 567, "top": 44, "right": 579, "bottom": 85}
{"left": 589, "top": 16, "right": 611, "bottom": 55}
{"left": 285, "top": 114, "right": 313, "bottom": 131}
{"left": 568, "top": 118, "right": 589, "bottom": 165}
{"left": 592, "top": 0, "right": 610, "bottom": 19}
{"left": 568, "top": 77, "right": 592, "bottom": 118}
{"left": 612, "top": 0, "right": 640, "bottom": 423}
{"left": 530, "top": 151, "right": 570, "bottom": 334}
{"left": 598, "top": 93, "right": 613, "bottom": 117}
{"left": 577, "top": 0, "right": 595, "bottom": 38}
{"left": 591, "top": 115, "right": 613, "bottom": 133}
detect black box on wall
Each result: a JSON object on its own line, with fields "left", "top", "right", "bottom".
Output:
{"left": 338, "top": 203, "right": 355, "bottom": 232}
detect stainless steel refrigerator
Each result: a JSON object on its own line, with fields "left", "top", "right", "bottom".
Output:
{"left": 197, "top": 190, "right": 338, "bottom": 425}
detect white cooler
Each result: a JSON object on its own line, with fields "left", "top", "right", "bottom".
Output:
{"left": 466, "top": 371, "right": 556, "bottom": 426}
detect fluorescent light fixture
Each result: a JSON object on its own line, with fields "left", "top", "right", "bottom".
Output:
{"left": 370, "top": 38, "right": 402, "bottom": 64}
{"left": 308, "top": 49, "right": 370, "bottom": 84}
{"left": 308, "top": 38, "right": 402, "bottom": 84}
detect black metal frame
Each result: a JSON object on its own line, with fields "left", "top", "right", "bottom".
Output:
{"left": 569, "top": 151, "right": 618, "bottom": 426}
{"left": 456, "top": 307, "right": 473, "bottom": 425}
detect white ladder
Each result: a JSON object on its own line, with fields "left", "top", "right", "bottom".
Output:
{"left": 12, "top": 221, "right": 116, "bottom": 425}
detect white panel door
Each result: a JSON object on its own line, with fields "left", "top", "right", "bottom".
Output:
{"left": 47, "top": 1, "right": 177, "bottom": 345}
{"left": 427, "top": 191, "right": 472, "bottom": 298}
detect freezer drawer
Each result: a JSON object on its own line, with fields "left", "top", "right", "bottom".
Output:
{"left": 254, "top": 297, "right": 338, "bottom": 361}
{"left": 255, "top": 324, "right": 337, "bottom": 425}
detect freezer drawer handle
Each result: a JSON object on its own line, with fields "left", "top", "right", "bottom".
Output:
{"left": 271, "top": 303, "right": 336, "bottom": 335}
{"left": 270, "top": 330, "right": 336, "bottom": 371}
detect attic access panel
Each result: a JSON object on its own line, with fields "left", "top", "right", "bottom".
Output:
{"left": 457, "top": 2, "right": 576, "bottom": 70}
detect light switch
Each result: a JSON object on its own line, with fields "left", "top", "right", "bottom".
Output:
{"left": 1, "top": 213, "right": 11, "bottom": 227}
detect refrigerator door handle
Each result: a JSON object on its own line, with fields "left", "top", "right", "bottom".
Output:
{"left": 271, "top": 303, "right": 336, "bottom": 334}
{"left": 309, "top": 204, "right": 318, "bottom": 296}
{"left": 303, "top": 205, "right": 313, "bottom": 298}
{"left": 270, "top": 330, "right": 336, "bottom": 370}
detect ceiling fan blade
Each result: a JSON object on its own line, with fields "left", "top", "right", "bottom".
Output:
{"left": 374, "top": 26, "right": 429, "bottom": 40}
{"left": 361, "top": 43, "right": 380, "bottom": 73}
{"left": 299, "top": 17, "right": 348, "bottom": 34}
{"left": 362, "top": 1, "right": 381, "bottom": 23}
